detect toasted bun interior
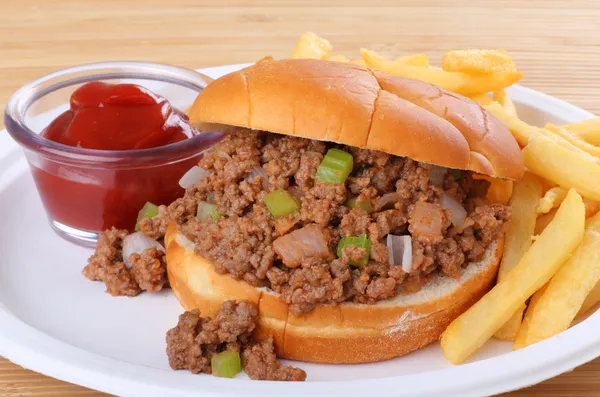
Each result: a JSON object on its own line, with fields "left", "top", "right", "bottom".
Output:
{"left": 189, "top": 59, "right": 523, "bottom": 180}
{"left": 165, "top": 224, "right": 502, "bottom": 364}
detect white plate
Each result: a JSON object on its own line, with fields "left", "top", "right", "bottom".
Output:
{"left": 0, "top": 64, "right": 598, "bottom": 397}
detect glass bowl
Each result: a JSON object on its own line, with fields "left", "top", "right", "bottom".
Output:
{"left": 4, "top": 62, "right": 222, "bottom": 247}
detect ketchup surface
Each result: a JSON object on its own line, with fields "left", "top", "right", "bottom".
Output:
{"left": 34, "top": 82, "right": 202, "bottom": 233}
{"left": 42, "top": 82, "right": 198, "bottom": 150}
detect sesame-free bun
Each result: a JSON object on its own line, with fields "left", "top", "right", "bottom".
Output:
{"left": 189, "top": 59, "right": 523, "bottom": 180}
{"left": 165, "top": 224, "right": 503, "bottom": 364}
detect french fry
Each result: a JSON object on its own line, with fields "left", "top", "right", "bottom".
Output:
{"left": 494, "top": 173, "right": 543, "bottom": 341}
{"left": 397, "top": 53, "right": 429, "bottom": 67}
{"left": 513, "top": 284, "right": 548, "bottom": 350}
{"left": 584, "top": 198, "right": 600, "bottom": 218}
{"left": 472, "top": 96, "right": 600, "bottom": 161}
{"left": 440, "top": 189, "right": 584, "bottom": 364}
{"left": 493, "top": 89, "right": 518, "bottom": 117}
{"left": 536, "top": 187, "right": 568, "bottom": 214}
{"left": 535, "top": 209, "right": 557, "bottom": 235}
{"left": 564, "top": 118, "right": 600, "bottom": 146}
{"left": 534, "top": 199, "right": 598, "bottom": 235}
{"left": 473, "top": 174, "right": 513, "bottom": 205}
{"left": 442, "top": 49, "right": 518, "bottom": 74}
{"left": 349, "top": 58, "right": 367, "bottom": 66}
{"left": 523, "top": 135, "right": 600, "bottom": 201}
{"left": 328, "top": 55, "right": 348, "bottom": 62}
{"left": 290, "top": 32, "right": 332, "bottom": 60}
{"left": 471, "top": 96, "right": 535, "bottom": 146}
{"left": 579, "top": 281, "right": 600, "bottom": 316}
{"left": 361, "top": 49, "right": 523, "bottom": 97}
{"left": 546, "top": 123, "right": 600, "bottom": 158}
{"left": 514, "top": 212, "right": 600, "bottom": 348}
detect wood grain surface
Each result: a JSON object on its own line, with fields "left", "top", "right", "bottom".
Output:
{"left": 1, "top": 0, "right": 600, "bottom": 396}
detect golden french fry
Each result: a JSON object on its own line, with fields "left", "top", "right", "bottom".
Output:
{"left": 473, "top": 174, "right": 513, "bottom": 205}
{"left": 442, "top": 49, "right": 518, "bottom": 74}
{"left": 514, "top": 284, "right": 548, "bottom": 350}
{"left": 493, "top": 89, "right": 518, "bottom": 116}
{"left": 546, "top": 123, "right": 600, "bottom": 158}
{"left": 396, "top": 53, "right": 429, "bottom": 67}
{"left": 579, "top": 280, "right": 600, "bottom": 316}
{"left": 494, "top": 173, "right": 543, "bottom": 341}
{"left": 290, "top": 32, "right": 332, "bottom": 60}
{"left": 564, "top": 118, "right": 600, "bottom": 146}
{"left": 536, "top": 187, "right": 568, "bottom": 214}
{"left": 349, "top": 58, "right": 367, "bottom": 66}
{"left": 327, "top": 55, "right": 348, "bottom": 62}
{"left": 584, "top": 198, "right": 600, "bottom": 218}
{"left": 471, "top": 97, "right": 535, "bottom": 146}
{"left": 361, "top": 49, "right": 523, "bottom": 96}
{"left": 523, "top": 135, "right": 600, "bottom": 201}
{"left": 440, "top": 189, "right": 585, "bottom": 364}
{"left": 514, "top": 212, "right": 600, "bottom": 348}
{"left": 538, "top": 199, "right": 599, "bottom": 235}
{"left": 535, "top": 209, "right": 557, "bottom": 235}
{"left": 471, "top": 96, "right": 600, "bottom": 160}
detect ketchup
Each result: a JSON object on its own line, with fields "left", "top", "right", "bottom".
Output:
{"left": 42, "top": 82, "right": 197, "bottom": 150}
{"left": 33, "top": 82, "right": 202, "bottom": 233}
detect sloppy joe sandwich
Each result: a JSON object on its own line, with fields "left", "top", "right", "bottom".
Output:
{"left": 164, "top": 58, "right": 524, "bottom": 364}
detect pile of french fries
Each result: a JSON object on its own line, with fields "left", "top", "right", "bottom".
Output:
{"left": 290, "top": 32, "right": 600, "bottom": 364}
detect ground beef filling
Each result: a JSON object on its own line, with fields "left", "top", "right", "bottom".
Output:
{"left": 82, "top": 222, "right": 169, "bottom": 296}
{"left": 170, "top": 128, "right": 510, "bottom": 314}
{"left": 166, "top": 300, "right": 306, "bottom": 381}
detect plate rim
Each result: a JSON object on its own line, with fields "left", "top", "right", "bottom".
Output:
{"left": 0, "top": 63, "right": 597, "bottom": 397}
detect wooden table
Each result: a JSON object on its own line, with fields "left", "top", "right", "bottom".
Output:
{"left": 2, "top": 1, "right": 600, "bottom": 395}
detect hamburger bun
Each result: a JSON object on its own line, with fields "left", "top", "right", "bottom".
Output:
{"left": 189, "top": 59, "right": 523, "bottom": 180}
{"left": 166, "top": 224, "right": 503, "bottom": 364}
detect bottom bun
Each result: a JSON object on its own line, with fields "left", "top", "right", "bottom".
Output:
{"left": 165, "top": 223, "right": 502, "bottom": 364}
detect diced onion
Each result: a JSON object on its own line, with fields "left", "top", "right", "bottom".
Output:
{"left": 178, "top": 166, "right": 211, "bottom": 189}
{"left": 216, "top": 151, "right": 232, "bottom": 160}
{"left": 429, "top": 166, "right": 447, "bottom": 187}
{"left": 273, "top": 225, "right": 330, "bottom": 268}
{"left": 410, "top": 201, "right": 443, "bottom": 237}
{"left": 288, "top": 186, "right": 305, "bottom": 201}
{"left": 246, "top": 166, "right": 269, "bottom": 190}
{"left": 387, "top": 234, "right": 413, "bottom": 273}
{"left": 375, "top": 192, "right": 401, "bottom": 211}
{"left": 440, "top": 193, "right": 467, "bottom": 228}
{"left": 122, "top": 232, "right": 165, "bottom": 268}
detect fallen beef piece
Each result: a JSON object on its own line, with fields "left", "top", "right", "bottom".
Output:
{"left": 166, "top": 301, "right": 258, "bottom": 374}
{"left": 82, "top": 227, "right": 140, "bottom": 297}
{"left": 138, "top": 205, "right": 170, "bottom": 240}
{"left": 242, "top": 337, "right": 306, "bottom": 381}
{"left": 83, "top": 228, "right": 168, "bottom": 296}
{"left": 166, "top": 301, "right": 306, "bottom": 381}
{"left": 130, "top": 247, "right": 169, "bottom": 292}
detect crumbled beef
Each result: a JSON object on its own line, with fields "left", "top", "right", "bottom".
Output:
{"left": 300, "top": 182, "right": 347, "bottom": 226}
{"left": 173, "top": 128, "right": 510, "bottom": 313}
{"left": 166, "top": 301, "right": 304, "bottom": 381}
{"left": 83, "top": 228, "right": 168, "bottom": 296}
{"left": 282, "top": 261, "right": 347, "bottom": 314}
{"left": 242, "top": 337, "right": 306, "bottom": 381}
{"left": 102, "top": 261, "right": 141, "bottom": 297}
{"left": 187, "top": 204, "right": 275, "bottom": 286}
{"left": 138, "top": 205, "right": 170, "bottom": 240}
{"left": 82, "top": 227, "right": 141, "bottom": 297}
{"left": 130, "top": 247, "right": 169, "bottom": 292}
{"left": 340, "top": 208, "right": 371, "bottom": 236}
{"left": 295, "top": 151, "right": 323, "bottom": 190}
{"left": 166, "top": 301, "right": 258, "bottom": 374}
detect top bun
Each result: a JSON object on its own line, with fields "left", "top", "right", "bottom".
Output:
{"left": 189, "top": 59, "right": 524, "bottom": 180}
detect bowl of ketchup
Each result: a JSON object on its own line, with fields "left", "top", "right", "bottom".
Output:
{"left": 5, "top": 62, "right": 222, "bottom": 246}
